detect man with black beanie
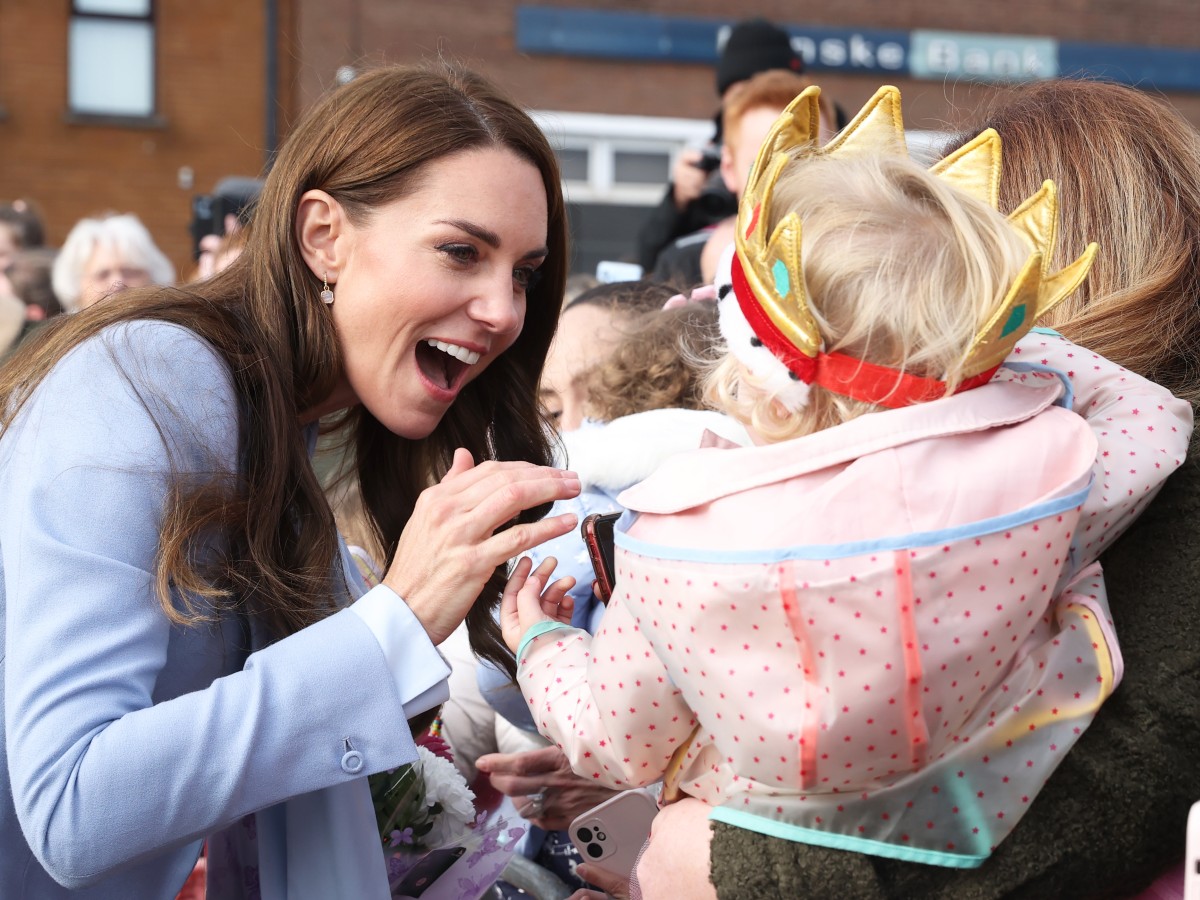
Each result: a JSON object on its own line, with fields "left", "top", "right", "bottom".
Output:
{"left": 715, "top": 17, "right": 805, "bottom": 99}
{"left": 634, "top": 18, "right": 806, "bottom": 275}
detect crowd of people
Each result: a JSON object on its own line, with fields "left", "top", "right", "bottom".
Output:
{"left": 2, "top": 15, "right": 1200, "bottom": 900}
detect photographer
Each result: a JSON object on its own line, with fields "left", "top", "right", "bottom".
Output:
{"left": 634, "top": 18, "right": 806, "bottom": 277}
{"left": 189, "top": 175, "right": 263, "bottom": 281}
{"left": 651, "top": 68, "right": 835, "bottom": 290}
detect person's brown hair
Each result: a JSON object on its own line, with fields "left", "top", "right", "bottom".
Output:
{"left": 943, "top": 78, "right": 1200, "bottom": 407}
{"left": 7, "top": 247, "right": 61, "bottom": 319}
{"left": 582, "top": 303, "right": 721, "bottom": 422}
{"left": 0, "top": 63, "right": 568, "bottom": 677}
{"left": 0, "top": 199, "right": 46, "bottom": 249}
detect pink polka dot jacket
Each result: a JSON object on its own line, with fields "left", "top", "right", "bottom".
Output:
{"left": 515, "top": 331, "right": 1192, "bottom": 869}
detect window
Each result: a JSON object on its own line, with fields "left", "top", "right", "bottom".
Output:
{"left": 69, "top": 0, "right": 155, "bottom": 119}
{"left": 532, "top": 111, "right": 713, "bottom": 206}
{"left": 555, "top": 147, "right": 590, "bottom": 183}
{"left": 612, "top": 150, "right": 670, "bottom": 186}
{"left": 530, "top": 110, "right": 950, "bottom": 275}
{"left": 532, "top": 111, "right": 714, "bottom": 275}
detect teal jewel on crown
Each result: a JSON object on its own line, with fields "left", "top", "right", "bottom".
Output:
{"left": 772, "top": 258, "right": 791, "bottom": 297}
{"left": 1000, "top": 304, "right": 1027, "bottom": 338}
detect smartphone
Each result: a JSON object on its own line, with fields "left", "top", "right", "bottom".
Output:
{"left": 581, "top": 512, "right": 621, "bottom": 604}
{"left": 595, "top": 260, "right": 645, "bottom": 283}
{"left": 392, "top": 845, "right": 466, "bottom": 898}
{"left": 569, "top": 788, "right": 658, "bottom": 881}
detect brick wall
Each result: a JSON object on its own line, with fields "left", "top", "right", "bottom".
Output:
{"left": 0, "top": 0, "right": 296, "bottom": 275}
{"left": 292, "top": 0, "right": 1200, "bottom": 135}
{"left": 2, "top": 1, "right": 1197, "bottom": 274}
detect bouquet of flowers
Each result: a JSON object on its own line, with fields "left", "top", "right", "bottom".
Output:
{"left": 370, "top": 742, "right": 477, "bottom": 851}
{"left": 371, "top": 728, "right": 525, "bottom": 900}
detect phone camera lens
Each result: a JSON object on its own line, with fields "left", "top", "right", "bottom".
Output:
{"left": 577, "top": 827, "right": 592, "bottom": 842}
{"left": 587, "top": 843, "right": 603, "bottom": 858}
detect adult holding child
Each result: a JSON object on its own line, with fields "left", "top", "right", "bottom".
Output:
{"left": 506, "top": 84, "right": 1191, "bottom": 899}
{"left": 653, "top": 78, "right": 1200, "bottom": 900}
{"left": 0, "top": 63, "right": 578, "bottom": 898}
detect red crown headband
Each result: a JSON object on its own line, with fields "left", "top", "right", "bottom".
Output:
{"left": 730, "top": 254, "right": 999, "bottom": 409}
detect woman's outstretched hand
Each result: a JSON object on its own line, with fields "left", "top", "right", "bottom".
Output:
{"left": 499, "top": 555, "right": 576, "bottom": 652}
{"left": 384, "top": 448, "right": 579, "bottom": 645}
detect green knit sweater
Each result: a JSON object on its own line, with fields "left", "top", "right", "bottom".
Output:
{"left": 710, "top": 456, "right": 1200, "bottom": 900}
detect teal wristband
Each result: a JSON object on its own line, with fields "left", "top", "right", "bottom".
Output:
{"left": 516, "top": 619, "right": 574, "bottom": 661}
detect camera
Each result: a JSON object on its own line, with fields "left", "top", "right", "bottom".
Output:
{"left": 189, "top": 176, "right": 264, "bottom": 259}
{"left": 690, "top": 144, "right": 723, "bottom": 174}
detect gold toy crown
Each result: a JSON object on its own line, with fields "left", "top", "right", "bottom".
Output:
{"left": 730, "top": 84, "right": 1098, "bottom": 406}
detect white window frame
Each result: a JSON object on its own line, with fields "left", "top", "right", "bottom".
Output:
{"left": 68, "top": 0, "right": 157, "bottom": 120}
{"left": 532, "top": 111, "right": 713, "bottom": 206}
{"left": 533, "top": 110, "right": 950, "bottom": 204}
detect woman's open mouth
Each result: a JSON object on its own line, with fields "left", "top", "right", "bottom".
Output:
{"left": 415, "top": 339, "right": 482, "bottom": 396}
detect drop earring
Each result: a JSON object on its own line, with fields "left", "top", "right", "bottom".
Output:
{"left": 320, "top": 273, "right": 335, "bottom": 305}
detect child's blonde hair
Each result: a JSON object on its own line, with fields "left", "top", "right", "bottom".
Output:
{"left": 707, "top": 152, "right": 1031, "bottom": 443}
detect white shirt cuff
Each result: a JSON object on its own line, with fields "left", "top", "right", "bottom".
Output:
{"left": 349, "top": 584, "right": 451, "bottom": 718}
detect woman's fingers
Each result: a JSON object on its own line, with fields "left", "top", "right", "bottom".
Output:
{"left": 452, "top": 466, "right": 580, "bottom": 528}
{"left": 384, "top": 451, "right": 581, "bottom": 645}
{"left": 414, "top": 462, "right": 579, "bottom": 553}
{"left": 483, "top": 512, "right": 579, "bottom": 563}
{"left": 443, "top": 446, "right": 475, "bottom": 481}
{"left": 436, "top": 452, "right": 577, "bottom": 505}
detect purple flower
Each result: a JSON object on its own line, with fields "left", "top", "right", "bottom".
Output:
{"left": 388, "top": 827, "right": 415, "bottom": 848}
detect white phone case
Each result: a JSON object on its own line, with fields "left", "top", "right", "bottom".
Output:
{"left": 569, "top": 788, "right": 658, "bottom": 880}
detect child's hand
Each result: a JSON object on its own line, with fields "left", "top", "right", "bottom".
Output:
{"left": 499, "top": 556, "right": 576, "bottom": 653}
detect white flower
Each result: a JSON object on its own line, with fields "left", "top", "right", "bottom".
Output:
{"left": 416, "top": 745, "right": 476, "bottom": 847}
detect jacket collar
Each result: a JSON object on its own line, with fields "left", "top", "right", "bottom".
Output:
{"left": 619, "top": 378, "right": 1063, "bottom": 515}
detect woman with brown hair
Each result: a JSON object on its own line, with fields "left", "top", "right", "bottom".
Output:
{"left": 0, "top": 64, "right": 579, "bottom": 898}
{"left": 692, "top": 78, "right": 1200, "bottom": 900}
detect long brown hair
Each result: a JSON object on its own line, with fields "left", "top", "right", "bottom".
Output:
{"left": 0, "top": 64, "right": 568, "bottom": 677}
{"left": 944, "top": 78, "right": 1200, "bottom": 407}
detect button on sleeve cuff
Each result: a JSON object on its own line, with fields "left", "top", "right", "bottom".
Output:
{"left": 349, "top": 584, "right": 451, "bottom": 718}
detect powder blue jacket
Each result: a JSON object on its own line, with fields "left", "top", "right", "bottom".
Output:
{"left": 0, "top": 322, "right": 449, "bottom": 898}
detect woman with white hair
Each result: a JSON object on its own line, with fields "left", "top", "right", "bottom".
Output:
{"left": 52, "top": 212, "right": 174, "bottom": 312}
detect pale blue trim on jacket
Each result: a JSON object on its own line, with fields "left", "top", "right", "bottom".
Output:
{"left": 615, "top": 482, "right": 1091, "bottom": 564}
{"left": 1004, "top": 361, "right": 1076, "bottom": 410}
{"left": 708, "top": 807, "right": 987, "bottom": 869}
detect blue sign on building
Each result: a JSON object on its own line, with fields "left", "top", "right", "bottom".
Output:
{"left": 909, "top": 31, "right": 1057, "bottom": 80}
{"left": 516, "top": 5, "right": 1200, "bottom": 92}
